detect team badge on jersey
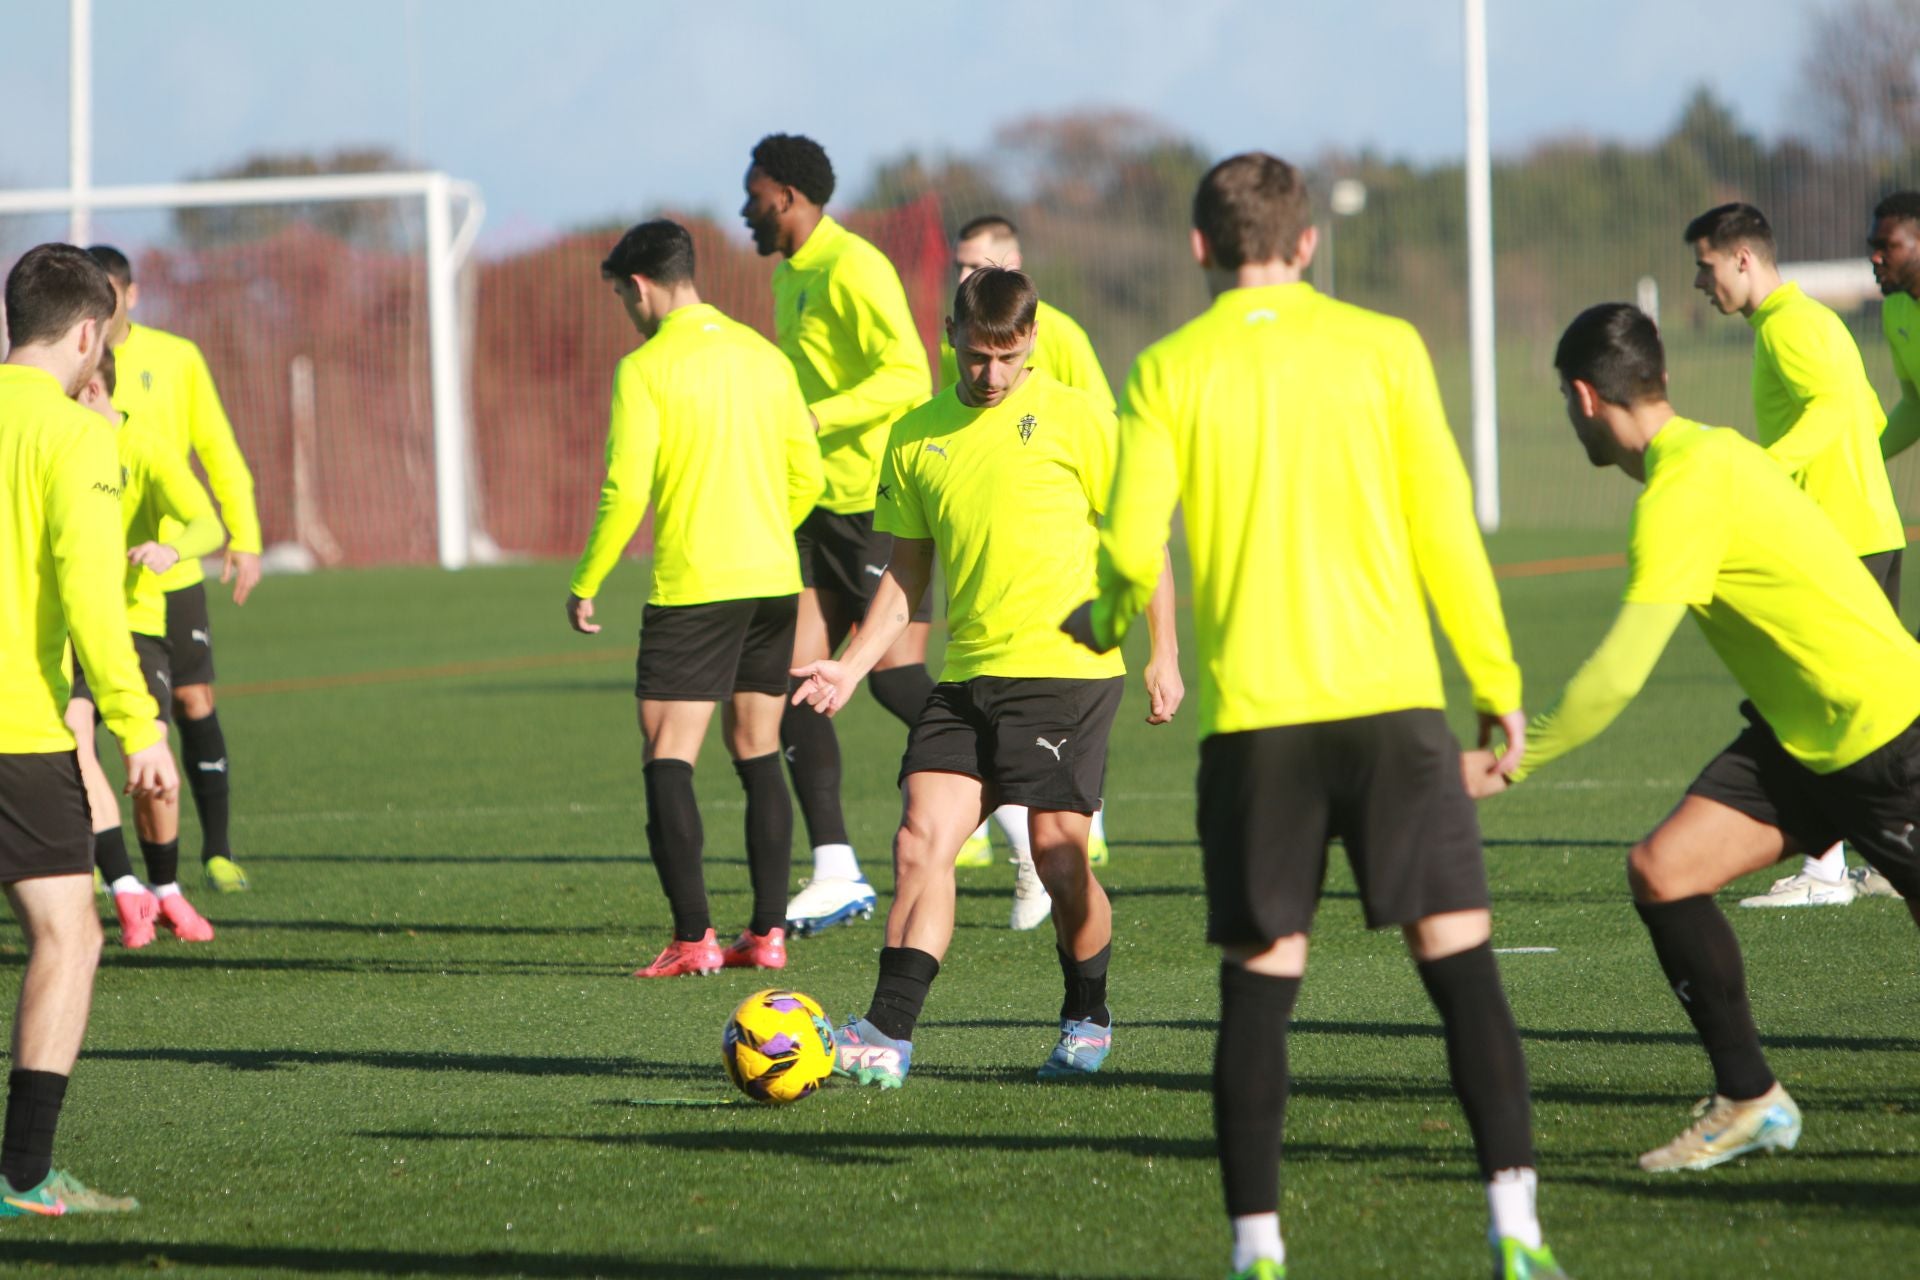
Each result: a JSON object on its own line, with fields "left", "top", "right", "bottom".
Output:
{"left": 1017, "top": 414, "right": 1036, "bottom": 444}
{"left": 141, "top": 371, "right": 152, "bottom": 391}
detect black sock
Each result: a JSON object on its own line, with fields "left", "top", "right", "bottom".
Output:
{"left": 176, "top": 712, "right": 231, "bottom": 863}
{"left": 733, "top": 752, "right": 792, "bottom": 936}
{"left": 642, "top": 759, "right": 708, "bottom": 941}
{"left": 1057, "top": 943, "right": 1111, "bottom": 1025}
{"left": 1636, "top": 896, "right": 1775, "bottom": 1100}
{"left": 1215, "top": 964, "right": 1302, "bottom": 1218}
{"left": 865, "top": 946, "right": 940, "bottom": 1041}
{"left": 1, "top": 1069, "right": 68, "bottom": 1192}
{"left": 93, "top": 826, "right": 135, "bottom": 883}
{"left": 1417, "top": 942, "right": 1536, "bottom": 1178}
{"left": 780, "top": 682, "right": 848, "bottom": 848}
{"left": 868, "top": 664, "right": 934, "bottom": 727}
{"left": 138, "top": 836, "right": 180, "bottom": 887}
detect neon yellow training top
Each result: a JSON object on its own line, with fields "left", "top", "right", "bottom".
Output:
{"left": 876, "top": 371, "right": 1124, "bottom": 683}
{"left": 1521, "top": 419, "right": 1920, "bottom": 779}
{"left": 1093, "top": 283, "right": 1520, "bottom": 738}
{"left": 0, "top": 365, "right": 162, "bottom": 756}
{"left": 1880, "top": 290, "right": 1920, "bottom": 459}
{"left": 112, "top": 323, "right": 256, "bottom": 589}
{"left": 773, "top": 217, "right": 931, "bottom": 514}
{"left": 569, "top": 303, "right": 823, "bottom": 606}
{"left": 116, "top": 413, "right": 225, "bottom": 637}
{"left": 1747, "top": 282, "right": 1902, "bottom": 556}
{"left": 938, "top": 299, "right": 1115, "bottom": 411}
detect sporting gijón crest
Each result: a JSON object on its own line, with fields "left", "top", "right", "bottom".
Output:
{"left": 1017, "top": 414, "right": 1036, "bottom": 444}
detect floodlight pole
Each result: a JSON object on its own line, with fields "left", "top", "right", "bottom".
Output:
{"left": 69, "top": 0, "right": 92, "bottom": 245}
{"left": 1464, "top": 0, "right": 1499, "bottom": 531}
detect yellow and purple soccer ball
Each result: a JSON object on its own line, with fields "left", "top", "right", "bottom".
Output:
{"left": 722, "top": 988, "right": 834, "bottom": 1103}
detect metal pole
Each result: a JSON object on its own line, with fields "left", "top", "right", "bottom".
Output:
{"left": 69, "top": 0, "right": 92, "bottom": 245}
{"left": 425, "top": 174, "right": 471, "bottom": 570}
{"left": 1464, "top": 0, "right": 1499, "bottom": 531}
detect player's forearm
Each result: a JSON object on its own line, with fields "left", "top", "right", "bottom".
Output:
{"left": 1510, "top": 601, "right": 1685, "bottom": 783}
{"left": 196, "top": 438, "right": 262, "bottom": 552}
{"left": 1763, "top": 402, "right": 1846, "bottom": 475}
{"left": 165, "top": 508, "right": 226, "bottom": 563}
{"left": 567, "top": 487, "right": 648, "bottom": 599}
{"left": 58, "top": 558, "right": 163, "bottom": 756}
{"left": 1142, "top": 549, "right": 1178, "bottom": 662}
{"left": 809, "top": 356, "right": 931, "bottom": 438}
{"left": 786, "top": 441, "right": 826, "bottom": 527}
{"left": 839, "top": 565, "right": 926, "bottom": 680}
{"left": 1884, "top": 392, "right": 1920, "bottom": 460}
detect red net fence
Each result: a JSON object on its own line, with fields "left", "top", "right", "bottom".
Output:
{"left": 35, "top": 197, "right": 951, "bottom": 567}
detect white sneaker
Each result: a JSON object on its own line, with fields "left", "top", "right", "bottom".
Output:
{"left": 1010, "top": 851, "right": 1052, "bottom": 930}
{"left": 1848, "top": 865, "right": 1906, "bottom": 900}
{"left": 784, "top": 876, "right": 877, "bottom": 937}
{"left": 1737, "top": 870, "right": 1856, "bottom": 909}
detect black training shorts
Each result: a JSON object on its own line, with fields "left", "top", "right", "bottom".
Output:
{"left": 1687, "top": 703, "right": 1920, "bottom": 900}
{"left": 899, "top": 675, "right": 1124, "bottom": 812}
{"left": 1197, "top": 708, "right": 1490, "bottom": 945}
{"left": 795, "top": 507, "right": 934, "bottom": 622}
{"left": 635, "top": 594, "right": 800, "bottom": 701}
{"left": 71, "top": 633, "right": 174, "bottom": 726}
{"left": 164, "top": 581, "right": 216, "bottom": 687}
{"left": 0, "top": 751, "right": 93, "bottom": 883}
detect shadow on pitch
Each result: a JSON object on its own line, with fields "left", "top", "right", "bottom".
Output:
{"left": 97, "top": 953, "right": 616, "bottom": 979}
{"left": 0, "top": 1241, "right": 1112, "bottom": 1279}
{"left": 83, "top": 1046, "right": 714, "bottom": 1081}
{"left": 1547, "top": 1169, "right": 1920, "bottom": 1222}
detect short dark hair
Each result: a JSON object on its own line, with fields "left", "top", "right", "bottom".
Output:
{"left": 1683, "top": 203, "right": 1774, "bottom": 260}
{"left": 751, "top": 133, "right": 834, "bottom": 206}
{"left": 1873, "top": 190, "right": 1920, "bottom": 230}
{"left": 956, "top": 214, "right": 1018, "bottom": 244}
{"left": 5, "top": 243, "right": 117, "bottom": 350}
{"left": 951, "top": 266, "right": 1038, "bottom": 349}
{"left": 600, "top": 219, "right": 696, "bottom": 286}
{"left": 84, "top": 244, "right": 134, "bottom": 285}
{"left": 1554, "top": 304, "right": 1668, "bottom": 407}
{"left": 94, "top": 345, "right": 117, "bottom": 396}
{"left": 1193, "top": 152, "right": 1312, "bottom": 270}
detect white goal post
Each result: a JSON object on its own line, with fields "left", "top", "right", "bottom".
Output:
{"left": 0, "top": 172, "right": 486, "bottom": 569}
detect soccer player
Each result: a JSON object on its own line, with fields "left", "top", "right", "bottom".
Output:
{"left": 1870, "top": 190, "right": 1920, "bottom": 468}
{"left": 940, "top": 215, "right": 1116, "bottom": 914}
{"left": 66, "top": 348, "right": 223, "bottom": 948}
{"left": 566, "top": 219, "right": 824, "bottom": 978}
{"left": 1075, "top": 154, "right": 1564, "bottom": 1280}
{"left": 741, "top": 134, "right": 933, "bottom": 937}
{"left": 790, "top": 266, "right": 1180, "bottom": 1088}
{"left": 1686, "top": 203, "right": 1907, "bottom": 908}
{"left": 86, "top": 246, "right": 260, "bottom": 895}
{"left": 1464, "top": 302, "right": 1920, "bottom": 1177}
{"left": 0, "top": 243, "right": 177, "bottom": 1216}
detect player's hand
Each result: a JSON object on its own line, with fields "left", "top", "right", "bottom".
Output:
{"left": 1143, "top": 651, "right": 1184, "bottom": 725}
{"left": 790, "top": 659, "right": 855, "bottom": 717}
{"left": 1478, "top": 708, "right": 1528, "bottom": 777}
{"left": 223, "top": 550, "right": 262, "bottom": 606}
{"left": 127, "top": 541, "right": 181, "bottom": 575}
{"left": 1460, "top": 748, "right": 1510, "bottom": 799}
{"left": 567, "top": 593, "right": 600, "bottom": 635}
{"left": 123, "top": 737, "right": 179, "bottom": 800}
{"left": 1059, "top": 600, "right": 1109, "bottom": 653}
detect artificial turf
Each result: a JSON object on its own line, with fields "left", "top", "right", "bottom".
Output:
{"left": 3, "top": 537, "right": 1916, "bottom": 1278}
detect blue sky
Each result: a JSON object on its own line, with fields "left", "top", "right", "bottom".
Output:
{"left": 4, "top": 0, "right": 1827, "bottom": 248}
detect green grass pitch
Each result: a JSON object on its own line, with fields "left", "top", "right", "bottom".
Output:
{"left": 3, "top": 535, "right": 1916, "bottom": 1278}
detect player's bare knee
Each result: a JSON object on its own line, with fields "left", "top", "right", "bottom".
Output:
{"left": 1030, "top": 840, "right": 1089, "bottom": 896}
{"left": 175, "top": 682, "right": 215, "bottom": 720}
{"left": 892, "top": 822, "right": 948, "bottom": 882}
{"left": 1625, "top": 838, "right": 1677, "bottom": 902}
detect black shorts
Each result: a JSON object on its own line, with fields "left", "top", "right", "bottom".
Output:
{"left": 1862, "top": 549, "right": 1902, "bottom": 614}
{"left": 164, "top": 581, "right": 216, "bottom": 687}
{"left": 795, "top": 507, "right": 934, "bottom": 623}
{"left": 0, "top": 752, "right": 93, "bottom": 883}
{"left": 635, "top": 595, "right": 799, "bottom": 701}
{"left": 1687, "top": 705, "right": 1920, "bottom": 899}
{"left": 71, "top": 633, "right": 174, "bottom": 726}
{"left": 1197, "top": 709, "right": 1489, "bottom": 945}
{"left": 899, "top": 675, "right": 1124, "bottom": 811}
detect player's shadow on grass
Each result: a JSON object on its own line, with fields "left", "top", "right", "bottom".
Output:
{"left": 85, "top": 1046, "right": 713, "bottom": 1081}
{"left": 0, "top": 1242, "right": 1099, "bottom": 1279}
{"left": 363, "top": 1125, "right": 1217, "bottom": 1164}
{"left": 1549, "top": 1170, "right": 1920, "bottom": 1222}
{"left": 266, "top": 851, "right": 635, "bottom": 865}
{"left": 204, "top": 918, "right": 622, "bottom": 937}
{"left": 1483, "top": 838, "right": 1633, "bottom": 849}
{"left": 98, "top": 953, "right": 615, "bottom": 979}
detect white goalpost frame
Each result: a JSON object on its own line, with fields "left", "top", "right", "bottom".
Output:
{"left": 1464, "top": 0, "right": 1500, "bottom": 532}
{"left": 0, "top": 173, "right": 487, "bottom": 570}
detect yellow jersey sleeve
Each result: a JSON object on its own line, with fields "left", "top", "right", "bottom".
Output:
{"left": 1623, "top": 431, "right": 1728, "bottom": 607}
{"left": 1390, "top": 326, "right": 1521, "bottom": 714}
{"left": 123, "top": 426, "right": 224, "bottom": 636}
{"left": 808, "top": 257, "right": 930, "bottom": 445}
{"left": 569, "top": 358, "right": 660, "bottom": 601}
{"left": 875, "top": 424, "right": 932, "bottom": 541}
{"left": 1092, "top": 357, "right": 1180, "bottom": 651}
{"left": 1881, "top": 294, "right": 1920, "bottom": 460}
{"left": 1511, "top": 600, "right": 1687, "bottom": 782}
{"left": 48, "top": 426, "right": 163, "bottom": 756}
{"left": 181, "top": 340, "right": 261, "bottom": 555}
{"left": 781, "top": 370, "right": 826, "bottom": 529}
